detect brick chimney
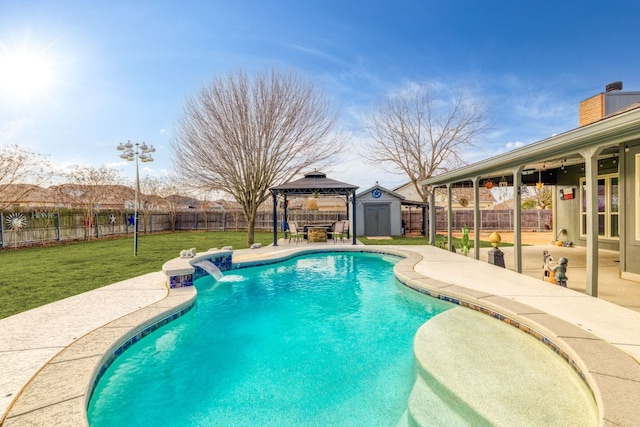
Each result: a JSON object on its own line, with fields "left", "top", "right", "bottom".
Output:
{"left": 579, "top": 82, "right": 640, "bottom": 126}
{"left": 579, "top": 93, "right": 604, "bottom": 127}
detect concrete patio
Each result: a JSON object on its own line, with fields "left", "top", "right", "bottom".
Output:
{"left": 1, "top": 239, "right": 639, "bottom": 426}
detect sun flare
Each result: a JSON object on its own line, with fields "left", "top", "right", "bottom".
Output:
{"left": 0, "top": 48, "right": 54, "bottom": 101}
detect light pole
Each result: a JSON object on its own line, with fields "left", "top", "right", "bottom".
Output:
{"left": 117, "top": 140, "right": 155, "bottom": 256}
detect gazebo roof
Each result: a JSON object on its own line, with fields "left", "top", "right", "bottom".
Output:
{"left": 270, "top": 171, "right": 358, "bottom": 196}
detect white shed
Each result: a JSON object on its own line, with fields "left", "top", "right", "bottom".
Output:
{"left": 353, "top": 184, "right": 405, "bottom": 237}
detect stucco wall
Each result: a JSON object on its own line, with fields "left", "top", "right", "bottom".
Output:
{"left": 555, "top": 163, "right": 621, "bottom": 252}
{"left": 554, "top": 165, "right": 583, "bottom": 245}
{"left": 624, "top": 142, "right": 640, "bottom": 275}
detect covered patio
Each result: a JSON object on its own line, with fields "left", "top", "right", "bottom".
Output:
{"left": 269, "top": 171, "right": 359, "bottom": 246}
{"left": 421, "top": 102, "right": 640, "bottom": 298}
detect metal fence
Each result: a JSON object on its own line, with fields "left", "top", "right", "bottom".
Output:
{"left": 0, "top": 209, "right": 552, "bottom": 249}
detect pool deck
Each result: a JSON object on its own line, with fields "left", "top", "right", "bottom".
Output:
{"left": 1, "top": 241, "right": 640, "bottom": 426}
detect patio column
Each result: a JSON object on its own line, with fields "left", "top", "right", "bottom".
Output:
{"left": 446, "top": 183, "right": 453, "bottom": 251}
{"left": 512, "top": 165, "right": 524, "bottom": 273}
{"left": 472, "top": 176, "right": 480, "bottom": 260}
{"left": 429, "top": 187, "right": 436, "bottom": 245}
{"left": 581, "top": 147, "right": 603, "bottom": 296}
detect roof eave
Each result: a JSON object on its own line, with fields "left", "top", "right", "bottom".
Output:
{"left": 422, "top": 106, "right": 640, "bottom": 186}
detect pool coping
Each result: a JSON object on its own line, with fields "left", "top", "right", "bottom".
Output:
{"left": 2, "top": 245, "right": 640, "bottom": 426}
{"left": 393, "top": 248, "right": 640, "bottom": 427}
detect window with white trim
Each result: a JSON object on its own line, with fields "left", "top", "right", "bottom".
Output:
{"left": 580, "top": 173, "right": 619, "bottom": 238}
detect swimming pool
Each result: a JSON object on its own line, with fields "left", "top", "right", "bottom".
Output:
{"left": 87, "top": 251, "right": 453, "bottom": 426}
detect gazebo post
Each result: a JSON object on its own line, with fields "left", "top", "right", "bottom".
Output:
{"left": 351, "top": 190, "right": 357, "bottom": 245}
{"left": 284, "top": 196, "right": 288, "bottom": 224}
{"left": 272, "top": 190, "right": 278, "bottom": 246}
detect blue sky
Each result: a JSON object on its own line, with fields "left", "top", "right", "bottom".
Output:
{"left": 1, "top": 0, "right": 640, "bottom": 193}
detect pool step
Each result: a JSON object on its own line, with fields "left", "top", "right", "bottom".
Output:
{"left": 407, "top": 307, "right": 598, "bottom": 426}
{"left": 406, "top": 374, "right": 485, "bottom": 426}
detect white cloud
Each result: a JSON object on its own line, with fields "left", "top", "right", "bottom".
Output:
{"left": 506, "top": 141, "right": 525, "bottom": 150}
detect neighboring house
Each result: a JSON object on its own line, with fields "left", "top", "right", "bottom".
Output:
{"left": 50, "top": 184, "right": 133, "bottom": 210}
{"left": 392, "top": 182, "right": 423, "bottom": 202}
{"left": 164, "top": 194, "right": 226, "bottom": 211}
{"left": 394, "top": 182, "right": 495, "bottom": 209}
{"left": 314, "top": 196, "right": 348, "bottom": 211}
{"left": 284, "top": 196, "right": 347, "bottom": 212}
{"left": 0, "top": 184, "right": 230, "bottom": 212}
{"left": 0, "top": 185, "right": 61, "bottom": 209}
{"left": 421, "top": 82, "right": 640, "bottom": 297}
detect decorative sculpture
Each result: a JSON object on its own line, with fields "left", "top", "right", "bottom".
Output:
{"left": 487, "top": 232, "right": 505, "bottom": 268}
{"left": 5, "top": 213, "right": 27, "bottom": 249}
{"left": 542, "top": 250, "right": 568, "bottom": 287}
{"left": 180, "top": 247, "right": 197, "bottom": 258}
{"left": 552, "top": 257, "right": 569, "bottom": 287}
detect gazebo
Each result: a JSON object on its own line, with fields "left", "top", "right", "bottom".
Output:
{"left": 270, "top": 171, "right": 359, "bottom": 245}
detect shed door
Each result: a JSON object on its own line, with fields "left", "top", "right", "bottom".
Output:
{"left": 364, "top": 204, "right": 391, "bottom": 236}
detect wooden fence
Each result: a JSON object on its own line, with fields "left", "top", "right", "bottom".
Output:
{"left": 0, "top": 209, "right": 551, "bottom": 249}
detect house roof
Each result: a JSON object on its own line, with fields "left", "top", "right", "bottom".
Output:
{"left": 270, "top": 170, "right": 358, "bottom": 195}
{"left": 0, "top": 185, "right": 51, "bottom": 203}
{"left": 422, "top": 103, "right": 640, "bottom": 187}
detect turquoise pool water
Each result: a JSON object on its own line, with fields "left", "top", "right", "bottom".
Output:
{"left": 87, "top": 252, "right": 452, "bottom": 426}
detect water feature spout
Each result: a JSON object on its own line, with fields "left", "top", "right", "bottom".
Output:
{"left": 195, "top": 260, "right": 224, "bottom": 280}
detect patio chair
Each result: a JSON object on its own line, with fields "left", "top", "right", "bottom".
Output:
{"left": 329, "top": 220, "right": 348, "bottom": 243}
{"left": 288, "top": 222, "right": 305, "bottom": 243}
{"left": 341, "top": 221, "right": 350, "bottom": 242}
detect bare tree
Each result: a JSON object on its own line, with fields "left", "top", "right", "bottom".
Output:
{"left": 55, "top": 166, "right": 124, "bottom": 239}
{"left": 523, "top": 185, "right": 553, "bottom": 210}
{"left": 138, "top": 176, "right": 166, "bottom": 233}
{"left": 172, "top": 68, "right": 342, "bottom": 244}
{"left": 196, "top": 191, "right": 223, "bottom": 231}
{"left": 156, "top": 179, "right": 187, "bottom": 231}
{"left": 363, "top": 84, "right": 489, "bottom": 202}
{"left": 0, "top": 144, "right": 54, "bottom": 210}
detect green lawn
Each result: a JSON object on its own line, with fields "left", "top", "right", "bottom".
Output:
{"left": 0, "top": 231, "right": 276, "bottom": 319}
{"left": 0, "top": 231, "right": 506, "bottom": 319}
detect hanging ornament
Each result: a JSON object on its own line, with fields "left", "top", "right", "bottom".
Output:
{"left": 458, "top": 180, "right": 469, "bottom": 207}
{"left": 536, "top": 168, "right": 544, "bottom": 189}
{"left": 484, "top": 178, "right": 494, "bottom": 189}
